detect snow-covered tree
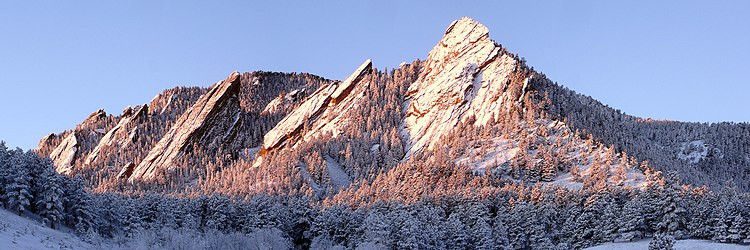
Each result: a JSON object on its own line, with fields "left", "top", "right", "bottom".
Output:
{"left": 445, "top": 213, "right": 468, "bottom": 249}
{"left": 36, "top": 170, "right": 64, "bottom": 228}
{"left": 649, "top": 232, "right": 675, "bottom": 250}
{"left": 617, "top": 198, "right": 645, "bottom": 241}
{"left": 5, "top": 149, "right": 32, "bottom": 215}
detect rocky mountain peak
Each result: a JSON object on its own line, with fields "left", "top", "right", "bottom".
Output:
{"left": 49, "top": 132, "right": 78, "bottom": 174}
{"left": 84, "top": 104, "right": 149, "bottom": 166}
{"left": 404, "top": 17, "right": 519, "bottom": 155}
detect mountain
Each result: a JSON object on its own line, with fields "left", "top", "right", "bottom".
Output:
{"left": 8, "top": 16, "right": 749, "bottom": 250}
{"left": 35, "top": 17, "right": 750, "bottom": 194}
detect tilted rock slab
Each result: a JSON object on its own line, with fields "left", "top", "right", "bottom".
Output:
{"left": 404, "top": 17, "right": 523, "bottom": 156}
{"left": 129, "top": 72, "right": 242, "bottom": 181}
{"left": 260, "top": 59, "right": 372, "bottom": 155}
{"left": 49, "top": 132, "right": 79, "bottom": 174}
{"left": 85, "top": 105, "right": 149, "bottom": 166}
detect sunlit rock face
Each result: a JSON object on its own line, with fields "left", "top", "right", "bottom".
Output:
{"left": 260, "top": 59, "right": 372, "bottom": 155}
{"left": 404, "top": 17, "right": 523, "bottom": 156}
{"left": 49, "top": 132, "right": 79, "bottom": 174}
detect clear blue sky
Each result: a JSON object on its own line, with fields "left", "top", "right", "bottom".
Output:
{"left": 1, "top": 1, "right": 748, "bottom": 150}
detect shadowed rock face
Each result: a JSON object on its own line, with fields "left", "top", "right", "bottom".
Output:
{"left": 117, "top": 162, "right": 135, "bottom": 179}
{"left": 129, "top": 71, "right": 243, "bottom": 181}
{"left": 260, "top": 59, "right": 372, "bottom": 155}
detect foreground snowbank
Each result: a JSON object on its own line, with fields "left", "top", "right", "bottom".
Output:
{"left": 1, "top": 208, "right": 292, "bottom": 250}
{"left": 0, "top": 209, "right": 101, "bottom": 249}
{"left": 584, "top": 238, "right": 748, "bottom": 250}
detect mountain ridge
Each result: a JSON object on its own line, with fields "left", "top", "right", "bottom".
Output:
{"left": 34, "top": 17, "right": 750, "bottom": 193}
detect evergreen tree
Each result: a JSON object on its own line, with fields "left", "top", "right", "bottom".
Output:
{"left": 445, "top": 212, "right": 468, "bottom": 249}
{"left": 63, "top": 176, "right": 94, "bottom": 234}
{"left": 36, "top": 170, "right": 64, "bottom": 228}
{"left": 649, "top": 232, "right": 675, "bottom": 250}
{"left": 472, "top": 216, "right": 494, "bottom": 249}
{"left": 657, "top": 175, "right": 687, "bottom": 237}
{"left": 711, "top": 207, "right": 730, "bottom": 243}
{"left": 617, "top": 198, "right": 645, "bottom": 241}
{"left": 0, "top": 142, "right": 8, "bottom": 206}
{"left": 727, "top": 214, "right": 746, "bottom": 243}
{"left": 491, "top": 216, "right": 512, "bottom": 250}
{"left": 5, "top": 149, "right": 32, "bottom": 215}
{"left": 359, "top": 210, "right": 391, "bottom": 247}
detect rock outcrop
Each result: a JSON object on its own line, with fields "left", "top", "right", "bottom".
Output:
{"left": 260, "top": 59, "right": 372, "bottom": 155}
{"left": 404, "top": 17, "right": 521, "bottom": 155}
{"left": 49, "top": 132, "right": 79, "bottom": 174}
{"left": 37, "top": 133, "right": 58, "bottom": 149}
{"left": 261, "top": 88, "right": 306, "bottom": 115}
{"left": 129, "top": 71, "right": 243, "bottom": 181}
{"left": 84, "top": 105, "right": 149, "bottom": 166}
{"left": 78, "top": 109, "right": 107, "bottom": 129}
{"left": 117, "top": 162, "right": 135, "bottom": 179}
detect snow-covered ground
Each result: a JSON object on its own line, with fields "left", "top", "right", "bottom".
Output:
{"left": 1, "top": 208, "right": 292, "bottom": 250}
{"left": 325, "top": 156, "right": 352, "bottom": 189}
{"left": 678, "top": 140, "right": 709, "bottom": 164}
{"left": 584, "top": 238, "right": 749, "bottom": 250}
{"left": 0, "top": 209, "right": 102, "bottom": 249}
{"left": 454, "top": 137, "right": 519, "bottom": 175}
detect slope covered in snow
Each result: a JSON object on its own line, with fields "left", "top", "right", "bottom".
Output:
{"left": 584, "top": 238, "right": 748, "bottom": 250}
{"left": 0, "top": 209, "right": 101, "bottom": 250}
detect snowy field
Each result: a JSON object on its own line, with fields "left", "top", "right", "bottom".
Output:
{"left": 585, "top": 238, "right": 749, "bottom": 250}
{"left": 3, "top": 206, "right": 748, "bottom": 250}
{"left": 0, "top": 209, "right": 102, "bottom": 249}
{"left": 1, "top": 208, "right": 292, "bottom": 250}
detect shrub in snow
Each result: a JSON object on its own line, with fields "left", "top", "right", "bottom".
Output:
{"left": 649, "top": 233, "right": 675, "bottom": 250}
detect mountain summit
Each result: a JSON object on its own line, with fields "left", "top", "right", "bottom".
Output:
{"left": 405, "top": 17, "right": 521, "bottom": 155}
{"left": 9, "top": 16, "right": 749, "bottom": 250}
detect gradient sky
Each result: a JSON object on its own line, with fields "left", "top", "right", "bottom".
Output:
{"left": 1, "top": 1, "right": 748, "bottom": 150}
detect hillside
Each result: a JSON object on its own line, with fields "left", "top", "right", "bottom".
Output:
{"left": 0, "top": 209, "right": 100, "bottom": 249}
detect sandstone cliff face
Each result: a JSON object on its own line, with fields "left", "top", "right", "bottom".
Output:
{"left": 403, "top": 17, "right": 523, "bottom": 156}
{"left": 49, "top": 132, "right": 79, "bottom": 174}
{"left": 128, "top": 72, "right": 243, "bottom": 181}
{"left": 260, "top": 59, "right": 372, "bottom": 154}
